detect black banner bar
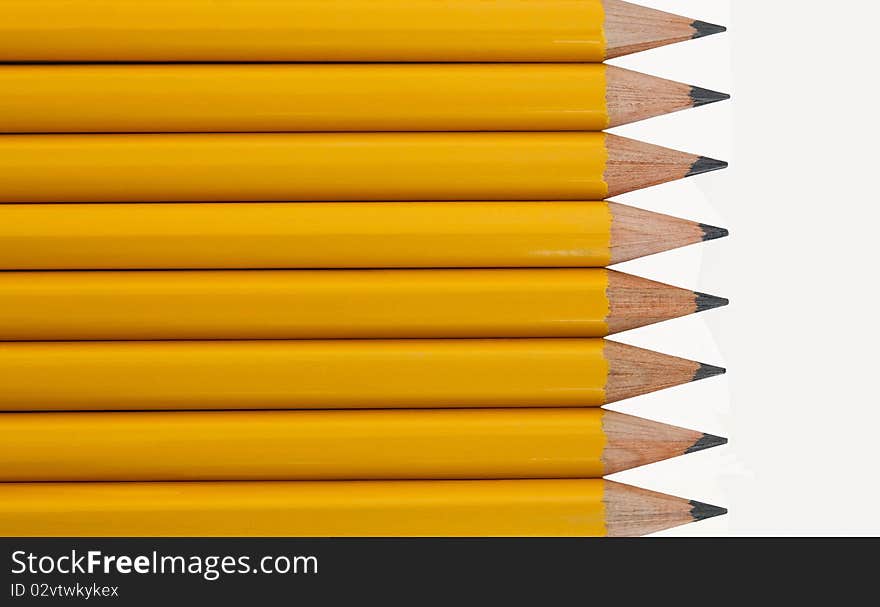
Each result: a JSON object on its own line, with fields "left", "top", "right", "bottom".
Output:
{"left": 0, "top": 538, "right": 871, "bottom": 604}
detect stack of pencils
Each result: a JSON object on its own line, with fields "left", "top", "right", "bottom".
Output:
{"left": 0, "top": 0, "right": 729, "bottom": 537}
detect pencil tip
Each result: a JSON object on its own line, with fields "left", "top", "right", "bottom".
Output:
{"left": 690, "top": 86, "right": 731, "bottom": 108}
{"left": 695, "top": 292, "right": 729, "bottom": 313}
{"left": 693, "top": 363, "right": 726, "bottom": 382}
{"left": 686, "top": 433, "right": 728, "bottom": 454}
{"left": 687, "top": 156, "right": 728, "bottom": 177}
{"left": 691, "top": 20, "right": 727, "bottom": 39}
{"left": 700, "top": 224, "right": 729, "bottom": 242}
{"left": 689, "top": 500, "right": 728, "bottom": 522}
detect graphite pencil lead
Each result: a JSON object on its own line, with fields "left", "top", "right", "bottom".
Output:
{"left": 689, "top": 500, "right": 728, "bottom": 522}
{"left": 695, "top": 292, "right": 730, "bottom": 313}
{"left": 686, "top": 433, "right": 729, "bottom": 454}
{"left": 691, "top": 21, "right": 728, "bottom": 39}
{"left": 693, "top": 363, "right": 727, "bottom": 382}
{"left": 608, "top": 203, "right": 727, "bottom": 263}
{"left": 687, "top": 156, "right": 729, "bottom": 177}
{"left": 689, "top": 86, "right": 731, "bottom": 108}
{"left": 700, "top": 224, "right": 730, "bottom": 242}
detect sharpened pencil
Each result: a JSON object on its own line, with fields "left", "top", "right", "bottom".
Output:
{"left": 0, "top": 479, "right": 727, "bottom": 537}
{"left": 0, "top": 339, "right": 725, "bottom": 411}
{"left": 0, "top": 133, "right": 727, "bottom": 203}
{"left": 0, "top": 409, "right": 727, "bottom": 482}
{"left": 0, "top": 268, "right": 727, "bottom": 340}
{"left": 0, "top": 64, "right": 728, "bottom": 133}
{"left": 0, "top": 201, "right": 727, "bottom": 270}
{"left": 0, "top": 0, "right": 726, "bottom": 63}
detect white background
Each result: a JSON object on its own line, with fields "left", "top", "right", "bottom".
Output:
{"left": 605, "top": 0, "right": 878, "bottom": 535}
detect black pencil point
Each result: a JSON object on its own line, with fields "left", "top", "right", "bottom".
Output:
{"left": 686, "top": 433, "right": 728, "bottom": 454}
{"left": 687, "top": 156, "right": 728, "bottom": 177}
{"left": 693, "top": 363, "right": 726, "bottom": 382}
{"left": 691, "top": 21, "right": 727, "bottom": 39}
{"left": 695, "top": 292, "right": 729, "bottom": 313}
{"left": 690, "top": 86, "right": 731, "bottom": 108}
{"left": 700, "top": 224, "right": 729, "bottom": 242}
{"left": 689, "top": 500, "right": 728, "bottom": 522}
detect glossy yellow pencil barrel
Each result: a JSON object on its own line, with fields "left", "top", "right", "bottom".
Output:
{"left": 0, "top": 339, "right": 724, "bottom": 411}
{"left": 0, "top": 268, "right": 723, "bottom": 340}
{"left": 0, "top": 64, "right": 727, "bottom": 133}
{"left": 0, "top": 409, "right": 722, "bottom": 481}
{"left": 0, "top": 133, "right": 724, "bottom": 202}
{"left": 0, "top": 1, "right": 724, "bottom": 63}
{"left": 0, "top": 64, "right": 609, "bottom": 133}
{"left": 0, "top": 202, "right": 726, "bottom": 270}
{"left": 0, "top": 480, "right": 725, "bottom": 537}
{"left": 0, "top": 202, "right": 617, "bottom": 269}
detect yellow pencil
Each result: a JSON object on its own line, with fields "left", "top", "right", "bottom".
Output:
{"left": 0, "top": 409, "right": 726, "bottom": 481}
{"left": 0, "top": 268, "right": 727, "bottom": 340}
{"left": 0, "top": 1, "right": 725, "bottom": 63}
{"left": 0, "top": 133, "right": 726, "bottom": 203}
{"left": 0, "top": 339, "right": 725, "bottom": 411}
{"left": 0, "top": 480, "right": 727, "bottom": 537}
{"left": 0, "top": 201, "right": 727, "bottom": 270}
{"left": 0, "top": 65, "right": 728, "bottom": 133}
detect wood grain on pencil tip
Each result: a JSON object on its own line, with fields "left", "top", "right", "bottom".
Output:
{"left": 606, "top": 270, "right": 727, "bottom": 335}
{"left": 608, "top": 202, "right": 728, "bottom": 264}
{"left": 602, "top": 412, "right": 726, "bottom": 475}
{"left": 604, "top": 481, "right": 727, "bottom": 537}
{"left": 605, "top": 134, "right": 728, "bottom": 197}
{"left": 606, "top": 66, "right": 729, "bottom": 128}
{"left": 604, "top": 340, "right": 726, "bottom": 404}
{"left": 604, "top": 0, "right": 726, "bottom": 59}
